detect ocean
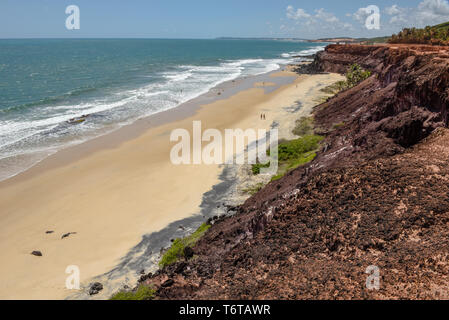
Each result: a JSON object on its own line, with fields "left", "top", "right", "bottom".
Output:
{"left": 0, "top": 38, "right": 326, "bottom": 181}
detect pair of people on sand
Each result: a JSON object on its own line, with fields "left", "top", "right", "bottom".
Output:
{"left": 260, "top": 114, "right": 266, "bottom": 120}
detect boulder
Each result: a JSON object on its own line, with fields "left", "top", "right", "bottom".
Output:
{"left": 89, "top": 282, "right": 103, "bottom": 295}
{"left": 31, "top": 251, "right": 42, "bottom": 257}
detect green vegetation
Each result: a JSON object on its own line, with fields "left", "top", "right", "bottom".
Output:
{"left": 110, "top": 285, "right": 156, "bottom": 301}
{"left": 345, "top": 64, "right": 372, "bottom": 88}
{"left": 332, "top": 122, "right": 345, "bottom": 130}
{"left": 313, "top": 96, "right": 330, "bottom": 105}
{"left": 252, "top": 135, "right": 324, "bottom": 181}
{"left": 319, "top": 64, "right": 371, "bottom": 100}
{"left": 389, "top": 22, "right": 449, "bottom": 45}
{"left": 320, "top": 81, "right": 348, "bottom": 95}
{"left": 357, "top": 36, "right": 391, "bottom": 44}
{"left": 242, "top": 182, "right": 265, "bottom": 195}
{"left": 292, "top": 116, "right": 314, "bottom": 136}
{"left": 277, "top": 135, "right": 323, "bottom": 162}
{"left": 270, "top": 150, "right": 317, "bottom": 182}
{"left": 159, "top": 223, "right": 211, "bottom": 268}
{"left": 434, "top": 21, "right": 449, "bottom": 30}
{"left": 251, "top": 162, "right": 271, "bottom": 175}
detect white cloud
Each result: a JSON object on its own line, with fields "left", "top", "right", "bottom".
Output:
{"left": 417, "top": 0, "right": 449, "bottom": 23}
{"left": 347, "top": 1, "right": 449, "bottom": 34}
{"left": 418, "top": 0, "right": 449, "bottom": 15}
{"left": 385, "top": 5, "right": 401, "bottom": 16}
{"left": 315, "top": 8, "right": 339, "bottom": 23}
{"left": 353, "top": 7, "right": 371, "bottom": 23}
{"left": 286, "top": 6, "right": 311, "bottom": 20}
{"left": 285, "top": 5, "right": 353, "bottom": 34}
{"left": 384, "top": 1, "right": 449, "bottom": 28}
{"left": 281, "top": 1, "right": 449, "bottom": 38}
{"left": 382, "top": 5, "right": 408, "bottom": 24}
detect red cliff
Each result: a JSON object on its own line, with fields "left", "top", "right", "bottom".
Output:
{"left": 143, "top": 44, "right": 449, "bottom": 300}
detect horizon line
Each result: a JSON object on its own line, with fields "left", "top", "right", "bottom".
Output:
{"left": 0, "top": 36, "right": 338, "bottom": 41}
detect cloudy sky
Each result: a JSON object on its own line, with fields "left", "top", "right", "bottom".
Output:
{"left": 1, "top": 0, "right": 449, "bottom": 38}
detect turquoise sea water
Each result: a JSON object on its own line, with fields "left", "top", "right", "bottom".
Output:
{"left": 0, "top": 39, "right": 326, "bottom": 180}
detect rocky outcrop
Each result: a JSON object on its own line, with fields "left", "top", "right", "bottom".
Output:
{"left": 311, "top": 44, "right": 449, "bottom": 168}
{"left": 311, "top": 44, "right": 385, "bottom": 73}
{"left": 143, "top": 44, "right": 449, "bottom": 300}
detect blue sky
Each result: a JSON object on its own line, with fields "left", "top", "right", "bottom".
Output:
{"left": 1, "top": 0, "right": 449, "bottom": 39}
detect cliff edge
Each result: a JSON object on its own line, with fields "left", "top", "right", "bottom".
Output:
{"left": 143, "top": 44, "right": 449, "bottom": 300}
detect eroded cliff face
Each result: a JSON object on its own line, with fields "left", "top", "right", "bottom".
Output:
{"left": 312, "top": 44, "right": 449, "bottom": 167}
{"left": 144, "top": 45, "right": 449, "bottom": 300}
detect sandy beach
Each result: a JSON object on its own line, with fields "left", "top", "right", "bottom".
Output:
{"left": 0, "top": 67, "right": 343, "bottom": 300}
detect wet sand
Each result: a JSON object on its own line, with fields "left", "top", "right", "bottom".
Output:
{"left": 0, "top": 66, "right": 343, "bottom": 299}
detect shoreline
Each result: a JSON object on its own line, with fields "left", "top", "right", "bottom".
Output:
{"left": 0, "top": 67, "right": 297, "bottom": 185}
{"left": 0, "top": 63, "right": 343, "bottom": 300}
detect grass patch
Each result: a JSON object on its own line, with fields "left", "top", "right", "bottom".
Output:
{"left": 320, "top": 80, "right": 348, "bottom": 95}
{"left": 277, "top": 135, "right": 323, "bottom": 162}
{"left": 332, "top": 122, "right": 345, "bottom": 130}
{"left": 242, "top": 183, "right": 265, "bottom": 195}
{"left": 251, "top": 162, "right": 270, "bottom": 175}
{"left": 110, "top": 285, "right": 156, "bottom": 301}
{"left": 293, "top": 116, "right": 314, "bottom": 136}
{"left": 158, "top": 223, "right": 211, "bottom": 269}
{"left": 270, "top": 151, "right": 317, "bottom": 182}
{"left": 313, "top": 96, "right": 330, "bottom": 105}
{"left": 252, "top": 134, "right": 324, "bottom": 181}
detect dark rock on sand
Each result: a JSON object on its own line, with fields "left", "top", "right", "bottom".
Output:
{"left": 31, "top": 251, "right": 42, "bottom": 257}
{"left": 89, "top": 282, "right": 103, "bottom": 295}
{"left": 61, "top": 232, "right": 77, "bottom": 239}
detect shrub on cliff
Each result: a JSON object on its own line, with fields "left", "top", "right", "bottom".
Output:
{"left": 110, "top": 285, "right": 156, "bottom": 300}
{"left": 252, "top": 135, "right": 323, "bottom": 179}
{"left": 159, "top": 223, "right": 211, "bottom": 268}
{"left": 345, "top": 64, "right": 371, "bottom": 88}
{"left": 320, "top": 65, "right": 370, "bottom": 97}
